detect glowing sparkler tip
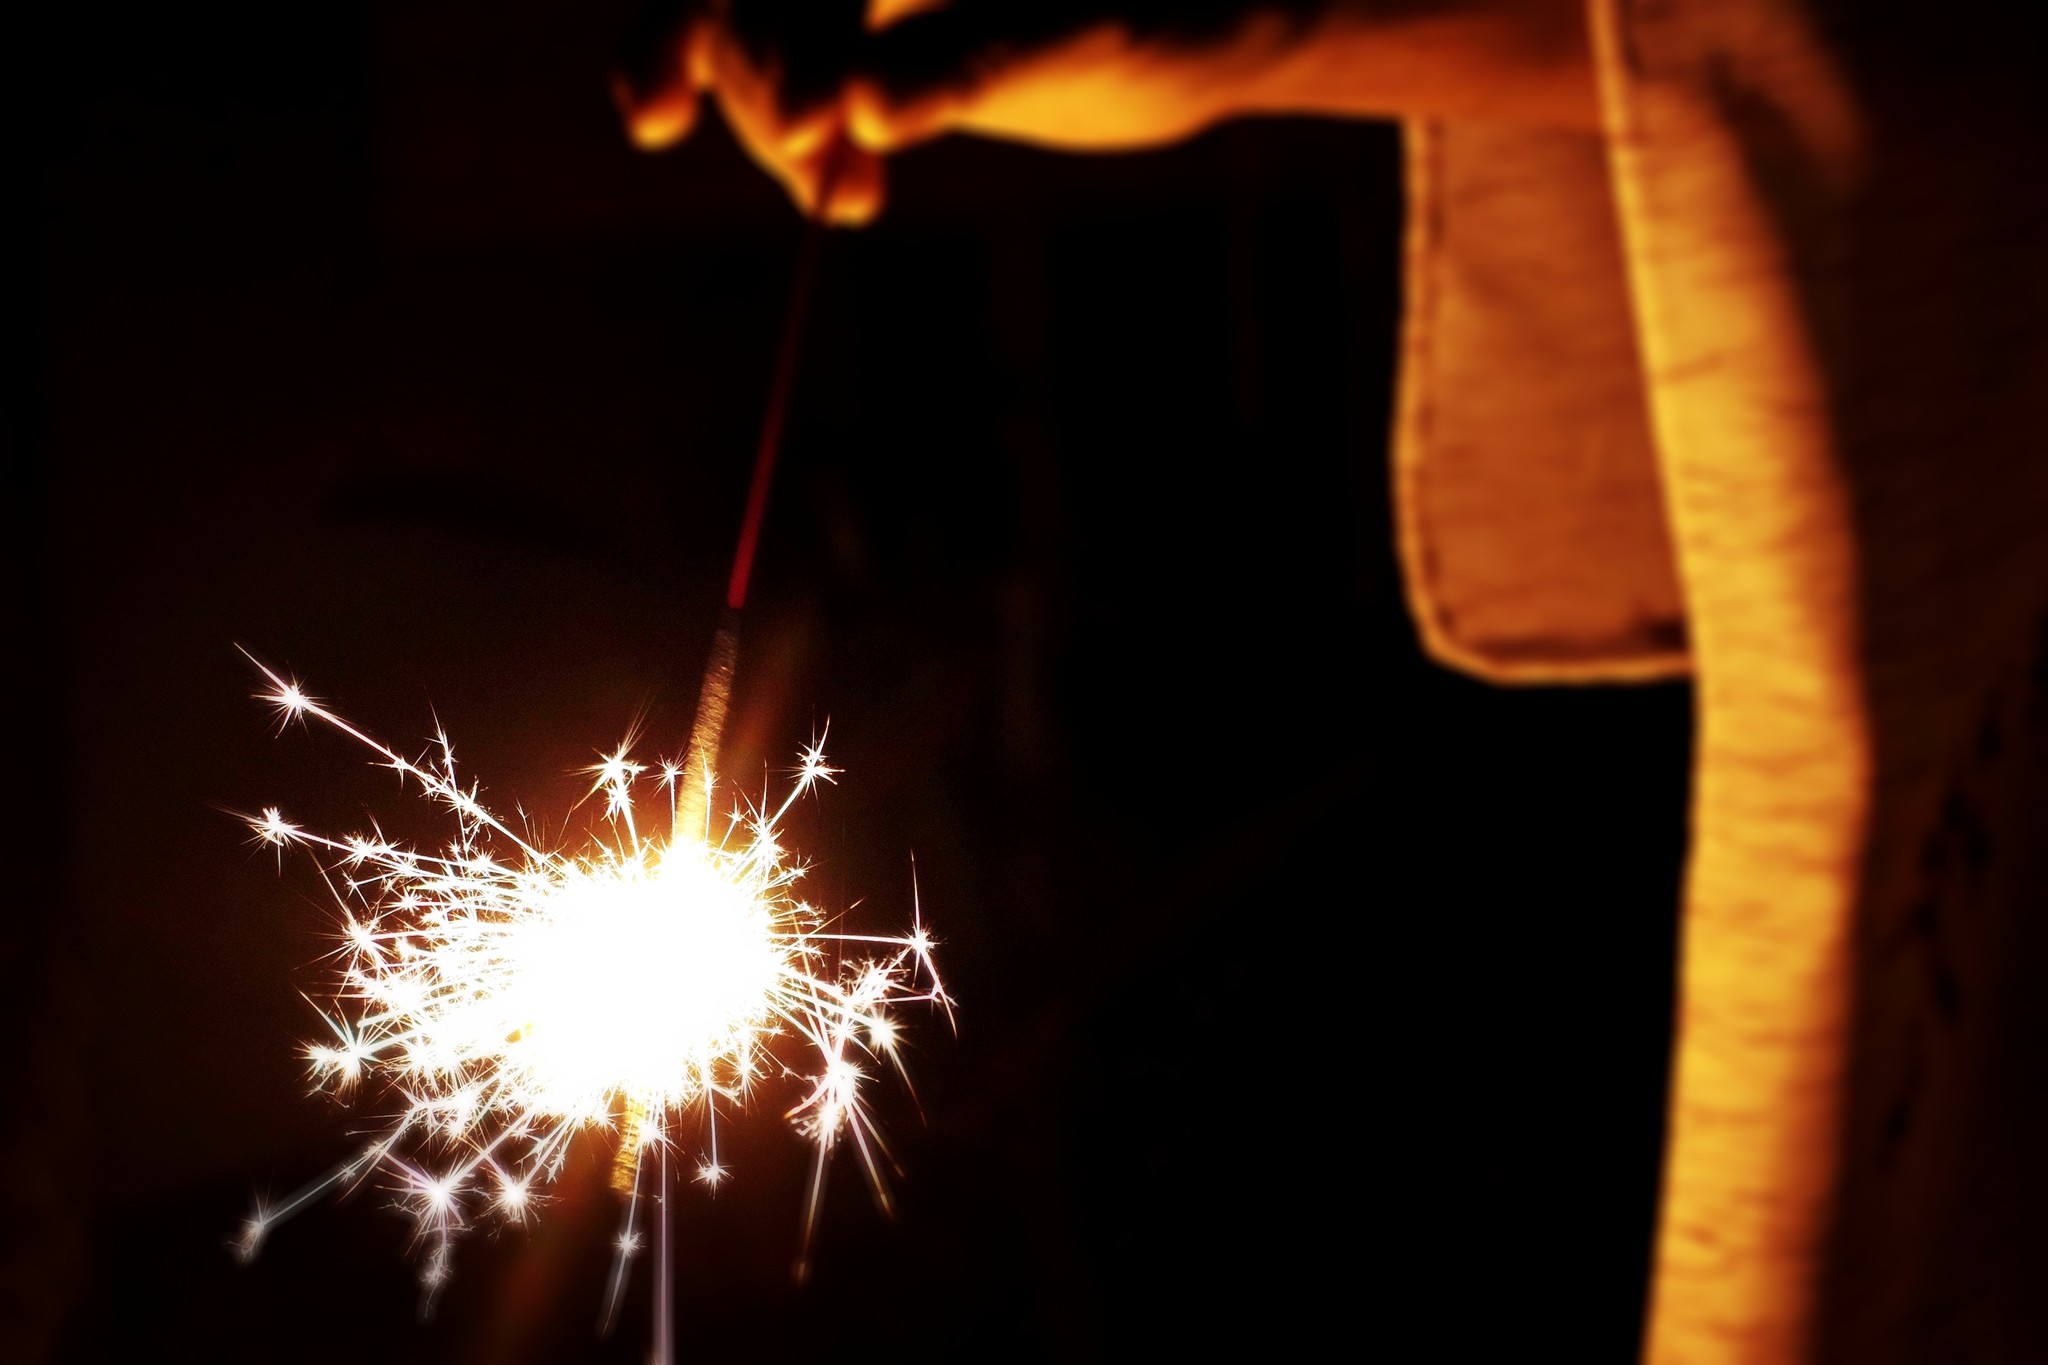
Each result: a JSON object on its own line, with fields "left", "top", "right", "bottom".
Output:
{"left": 237, "top": 656, "right": 947, "bottom": 1306}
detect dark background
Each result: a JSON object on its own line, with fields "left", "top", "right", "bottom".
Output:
{"left": 7, "top": 2, "right": 1690, "bottom": 1360}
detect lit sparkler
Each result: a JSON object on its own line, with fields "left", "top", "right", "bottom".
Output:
{"left": 233, "top": 653, "right": 949, "bottom": 1324}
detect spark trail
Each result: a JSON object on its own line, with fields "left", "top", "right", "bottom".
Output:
{"left": 234, "top": 654, "right": 948, "bottom": 1318}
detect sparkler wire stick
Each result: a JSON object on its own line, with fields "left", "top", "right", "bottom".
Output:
{"left": 624, "top": 153, "right": 844, "bottom": 1364}
{"left": 662, "top": 146, "right": 841, "bottom": 851}
{"left": 235, "top": 149, "right": 949, "bottom": 1357}
{"left": 614, "top": 153, "right": 838, "bottom": 1192}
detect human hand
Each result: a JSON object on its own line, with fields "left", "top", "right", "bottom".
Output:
{"left": 613, "top": 1, "right": 1597, "bottom": 224}
{"left": 611, "top": 0, "right": 890, "bottom": 225}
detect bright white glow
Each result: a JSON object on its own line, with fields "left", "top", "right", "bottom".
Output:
{"left": 507, "top": 848, "right": 784, "bottom": 1116}
{"left": 233, "top": 653, "right": 950, "bottom": 1305}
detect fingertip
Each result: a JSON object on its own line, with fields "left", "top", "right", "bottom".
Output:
{"left": 629, "top": 104, "right": 700, "bottom": 152}
{"left": 684, "top": 17, "right": 717, "bottom": 89}
{"left": 614, "top": 76, "right": 698, "bottom": 151}
{"left": 825, "top": 195, "right": 881, "bottom": 228}
{"left": 823, "top": 153, "right": 887, "bottom": 227}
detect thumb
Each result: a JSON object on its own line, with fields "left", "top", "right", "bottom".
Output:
{"left": 846, "top": 9, "right": 1030, "bottom": 153}
{"left": 818, "top": 142, "right": 889, "bottom": 226}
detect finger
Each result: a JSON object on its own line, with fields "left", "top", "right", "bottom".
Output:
{"left": 707, "top": 27, "right": 822, "bottom": 207}
{"left": 845, "top": 69, "right": 964, "bottom": 154}
{"left": 845, "top": 8, "right": 1037, "bottom": 154}
{"left": 779, "top": 98, "right": 844, "bottom": 161}
{"left": 614, "top": 72, "right": 700, "bottom": 150}
{"left": 819, "top": 145, "right": 887, "bottom": 226}
{"left": 761, "top": 136, "right": 887, "bottom": 226}
{"left": 709, "top": 26, "right": 888, "bottom": 225}
{"left": 612, "top": 11, "right": 714, "bottom": 150}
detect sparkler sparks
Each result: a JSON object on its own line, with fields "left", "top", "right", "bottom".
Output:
{"left": 233, "top": 654, "right": 949, "bottom": 1318}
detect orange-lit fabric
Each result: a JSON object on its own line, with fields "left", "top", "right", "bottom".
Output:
{"left": 1399, "top": 3, "right": 2048, "bottom": 1361}
{"left": 1394, "top": 120, "right": 1685, "bottom": 682}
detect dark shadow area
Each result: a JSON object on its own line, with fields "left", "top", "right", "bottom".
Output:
{"left": 10, "top": 2, "right": 1688, "bottom": 1360}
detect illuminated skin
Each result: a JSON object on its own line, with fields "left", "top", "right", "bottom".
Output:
{"left": 612, "top": 0, "right": 1600, "bottom": 224}
{"left": 233, "top": 656, "right": 949, "bottom": 1311}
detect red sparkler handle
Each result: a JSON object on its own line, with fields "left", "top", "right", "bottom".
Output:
{"left": 723, "top": 149, "right": 841, "bottom": 614}
{"left": 694, "top": 144, "right": 846, "bottom": 830}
